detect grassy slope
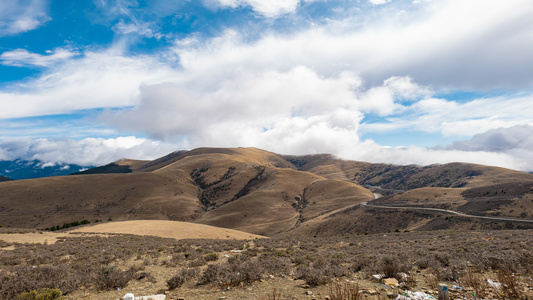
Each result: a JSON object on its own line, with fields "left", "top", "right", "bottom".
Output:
{"left": 2, "top": 147, "right": 533, "bottom": 236}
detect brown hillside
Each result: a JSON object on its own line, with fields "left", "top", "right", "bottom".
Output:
{"left": 284, "top": 154, "right": 533, "bottom": 190}
{"left": 1, "top": 147, "right": 532, "bottom": 237}
{"left": 0, "top": 147, "right": 374, "bottom": 236}
{"left": 0, "top": 172, "right": 200, "bottom": 228}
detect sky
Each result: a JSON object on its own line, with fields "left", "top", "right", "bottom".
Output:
{"left": 1, "top": 0, "right": 533, "bottom": 171}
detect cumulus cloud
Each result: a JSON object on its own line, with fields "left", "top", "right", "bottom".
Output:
{"left": 0, "top": 137, "right": 178, "bottom": 166}
{"left": 174, "top": 0, "right": 533, "bottom": 90}
{"left": 0, "top": 0, "right": 50, "bottom": 36}
{"left": 102, "top": 66, "right": 363, "bottom": 149}
{"left": 449, "top": 125, "right": 533, "bottom": 152}
{"left": 2, "top": 0, "right": 533, "bottom": 171}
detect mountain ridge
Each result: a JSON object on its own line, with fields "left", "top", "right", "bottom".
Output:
{"left": 1, "top": 147, "right": 533, "bottom": 236}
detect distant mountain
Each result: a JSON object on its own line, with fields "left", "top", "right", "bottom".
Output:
{"left": 0, "top": 160, "right": 90, "bottom": 180}
{"left": 71, "top": 163, "right": 133, "bottom": 175}
{"left": 0, "top": 175, "right": 12, "bottom": 182}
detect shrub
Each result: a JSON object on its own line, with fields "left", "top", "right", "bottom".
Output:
{"left": 295, "top": 256, "right": 350, "bottom": 286}
{"left": 134, "top": 272, "right": 156, "bottom": 283}
{"left": 167, "top": 267, "right": 200, "bottom": 290}
{"left": 198, "top": 256, "right": 263, "bottom": 287}
{"left": 95, "top": 265, "right": 135, "bottom": 290}
{"left": 496, "top": 266, "right": 521, "bottom": 299}
{"left": 167, "top": 274, "right": 186, "bottom": 290}
{"left": 377, "top": 256, "right": 411, "bottom": 280}
{"left": 204, "top": 253, "right": 219, "bottom": 261}
{"left": 328, "top": 279, "right": 363, "bottom": 300}
{"left": 460, "top": 268, "right": 487, "bottom": 299}
{"left": 18, "top": 288, "right": 62, "bottom": 300}
{"left": 0, "top": 265, "right": 81, "bottom": 298}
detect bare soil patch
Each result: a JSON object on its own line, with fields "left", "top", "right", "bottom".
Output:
{"left": 70, "top": 220, "right": 265, "bottom": 240}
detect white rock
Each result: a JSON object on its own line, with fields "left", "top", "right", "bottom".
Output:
{"left": 123, "top": 293, "right": 134, "bottom": 300}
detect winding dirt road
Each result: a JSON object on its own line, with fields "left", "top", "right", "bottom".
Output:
{"left": 361, "top": 202, "right": 533, "bottom": 223}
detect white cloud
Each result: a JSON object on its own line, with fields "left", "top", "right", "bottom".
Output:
{"left": 0, "top": 48, "right": 77, "bottom": 67}
{"left": 375, "top": 93, "right": 533, "bottom": 137}
{"left": 102, "top": 66, "right": 363, "bottom": 147}
{"left": 0, "top": 49, "right": 179, "bottom": 119}
{"left": 2, "top": 0, "right": 533, "bottom": 172}
{"left": 449, "top": 125, "right": 533, "bottom": 153}
{"left": 112, "top": 20, "right": 160, "bottom": 38}
{"left": 351, "top": 140, "right": 530, "bottom": 171}
{"left": 357, "top": 76, "right": 430, "bottom": 116}
{"left": 208, "top": 0, "right": 301, "bottom": 17}
{"left": 174, "top": 0, "right": 533, "bottom": 90}
{"left": 0, "top": 137, "right": 178, "bottom": 166}
{"left": 369, "top": 0, "right": 391, "bottom": 5}
{"left": 0, "top": 0, "right": 50, "bottom": 36}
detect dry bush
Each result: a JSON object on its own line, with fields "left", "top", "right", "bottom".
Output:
{"left": 295, "top": 256, "right": 350, "bottom": 286}
{"left": 167, "top": 267, "right": 200, "bottom": 290}
{"left": 167, "top": 274, "right": 186, "bottom": 290}
{"left": 0, "top": 265, "right": 82, "bottom": 299}
{"left": 261, "top": 289, "right": 283, "bottom": 300}
{"left": 328, "top": 279, "right": 363, "bottom": 300}
{"left": 258, "top": 255, "right": 291, "bottom": 276}
{"left": 496, "top": 266, "right": 521, "bottom": 299}
{"left": 198, "top": 256, "right": 263, "bottom": 287}
{"left": 95, "top": 265, "right": 135, "bottom": 290}
{"left": 375, "top": 256, "right": 411, "bottom": 280}
{"left": 460, "top": 268, "right": 487, "bottom": 299}
{"left": 134, "top": 271, "right": 156, "bottom": 283}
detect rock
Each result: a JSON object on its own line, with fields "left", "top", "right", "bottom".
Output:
{"left": 124, "top": 294, "right": 134, "bottom": 300}
{"left": 382, "top": 278, "right": 399, "bottom": 286}
{"left": 302, "top": 284, "right": 311, "bottom": 289}
{"left": 305, "top": 291, "right": 313, "bottom": 295}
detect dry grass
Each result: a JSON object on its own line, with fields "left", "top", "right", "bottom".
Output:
{"left": 328, "top": 279, "right": 363, "bottom": 300}
{"left": 70, "top": 220, "right": 265, "bottom": 240}
{"left": 0, "top": 229, "right": 531, "bottom": 299}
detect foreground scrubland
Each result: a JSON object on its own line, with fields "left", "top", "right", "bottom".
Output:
{"left": 1, "top": 229, "right": 532, "bottom": 299}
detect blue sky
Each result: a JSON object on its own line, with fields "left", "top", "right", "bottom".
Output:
{"left": 1, "top": 0, "right": 533, "bottom": 171}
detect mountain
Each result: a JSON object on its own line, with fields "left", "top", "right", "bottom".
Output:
{"left": 1, "top": 147, "right": 533, "bottom": 236}
{"left": 0, "top": 175, "right": 12, "bottom": 182}
{"left": 0, "top": 160, "right": 89, "bottom": 180}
